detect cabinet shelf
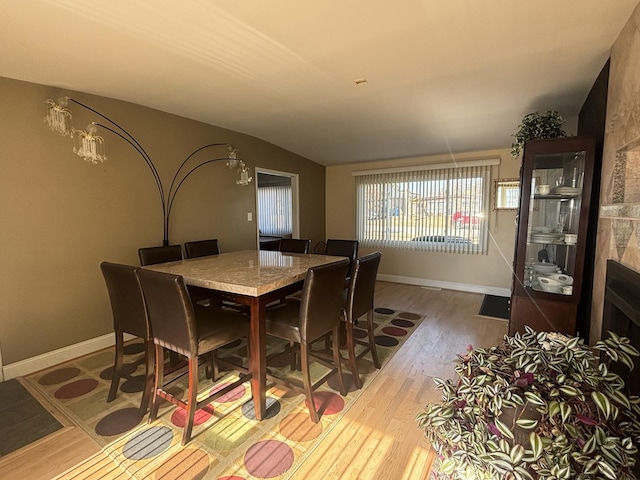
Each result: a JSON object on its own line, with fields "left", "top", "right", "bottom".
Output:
{"left": 534, "top": 194, "right": 581, "bottom": 200}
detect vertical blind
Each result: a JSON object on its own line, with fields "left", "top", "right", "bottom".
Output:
{"left": 258, "top": 185, "right": 292, "bottom": 236}
{"left": 355, "top": 164, "right": 490, "bottom": 254}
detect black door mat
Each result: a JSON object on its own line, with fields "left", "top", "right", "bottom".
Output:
{"left": 478, "top": 294, "right": 510, "bottom": 320}
{"left": 0, "top": 378, "right": 63, "bottom": 456}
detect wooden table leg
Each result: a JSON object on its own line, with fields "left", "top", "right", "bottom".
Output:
{"left": 249, "top": 298, "right": 266, "bottom": 420}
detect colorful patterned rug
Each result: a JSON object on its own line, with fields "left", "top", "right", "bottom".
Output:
{"left": 24, "top": 308, "right": 422, "bottom": 479}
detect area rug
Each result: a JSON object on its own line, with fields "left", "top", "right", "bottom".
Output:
{"left": 24, "top": 308, "right": 423, "bottom": 480}
{"left": 0, "top": 378, "right": 63, "bottom": 456}
{"left": 478, "top": 294, "right": 510, "bottom": 320}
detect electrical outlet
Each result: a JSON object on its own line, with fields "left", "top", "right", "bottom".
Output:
{"left": 247, "top": 212, "right": 253, "bottom": 221}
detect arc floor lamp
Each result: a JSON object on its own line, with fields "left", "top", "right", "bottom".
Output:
{"left": 44, "top": 96, "right": 253, "bottom": 246}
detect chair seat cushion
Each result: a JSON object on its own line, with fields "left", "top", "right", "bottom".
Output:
{"left": 264, "top": 300, "right": 301, "bottom": 342}
{"left": 194, "top": 306, "right": 251, "bottom": 353}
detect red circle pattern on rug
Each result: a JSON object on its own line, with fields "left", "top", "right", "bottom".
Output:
{"left": 382, "top": 326, "right": 408, "bottom": 336}
{"left": 304, "top": 391, "right": 345, "bottom": 416}
{"left": 244, "top": 440, "right": 294, "bottom": 478}
{"left": 54, "top": 378, "right": 99, "bottom": 399}
{"left": 171, "top": 404, "right": 215, "bottom": 427}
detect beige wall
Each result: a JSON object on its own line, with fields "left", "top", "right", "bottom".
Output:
{"left": 326, "top": 149, "right": 519, "bottom": 291}
{"left": 591, "top": 3, "right": 640, "bottom": 342}
{"left": 0, "top": 76, "right": 325, "bottom": 364}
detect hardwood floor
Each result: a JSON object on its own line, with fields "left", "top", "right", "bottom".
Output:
{"left": 0, "top": 282, "right": 508, "bottom": 479}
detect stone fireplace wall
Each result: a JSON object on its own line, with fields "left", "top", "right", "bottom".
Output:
{"left": 591, "top": 4, "right": 640, "bottom": 342}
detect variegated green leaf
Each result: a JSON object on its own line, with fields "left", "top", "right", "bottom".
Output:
{"left": 494, "top": 417, "right": 514, "bottom": 440}
{"left": 439, "top": 457, "right": 456, "bottom": 474}
{"left": 529, "top": 432, "right": 543, "bottom": 460}
{"left": 618, "top": 342, "right": 640, "bottom": 357}
{"left": 608, "top": 388, "right": 632, "bottom": 409}
{"left": 597, "top": 460, "right": 617, "bottom": 479}
{"left": 559, "top": 385, "right": 580, "bottom": 397}
{"left": 515, "top": 418, "right": 539, "bottom": 430}
{"left": 559, "top": 402, "right": 572, "bottom": 422}
{"left": 524, "top": 391, "right": 545, "bottom": 406}
{"left": 592, "top": 391, "right": 613, "bottom": 419}
{"left": 510, "top": 444, "right": 525, "bottom": 463}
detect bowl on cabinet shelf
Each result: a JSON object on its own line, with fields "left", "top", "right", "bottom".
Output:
{"left": 531, "top": 262, "right": 558, "bottom": 275}
{"left": 547, "top": 273, "right": 573, "bottom": 285}
{"left": 537, "top": 276, "right": 564, "bottom": 293}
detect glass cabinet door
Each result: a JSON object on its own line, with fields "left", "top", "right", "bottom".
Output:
{"left": 523, "top": 150, "right": 586, "bottom": 295}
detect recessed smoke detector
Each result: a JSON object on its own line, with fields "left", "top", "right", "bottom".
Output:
{"left": 353, "top": 78, "right": 368, "bottom": 86}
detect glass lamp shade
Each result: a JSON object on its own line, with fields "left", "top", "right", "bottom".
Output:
{"left": 226, "top": 146, "right": 240, "bottom": 169}
{"left": 236, "top": 161, "right": 253, "bottom": 186}
{"left": 44, "top": 97, "right": 73, "bottom": 136}
{"left": 72, "top": 124, "right": 107, "bottom": 163}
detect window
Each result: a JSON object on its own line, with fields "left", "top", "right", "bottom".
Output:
{"left": 354, "top": 161, "right": 494, "bottom": 254}
{"left": 257, "top": 185, "right": 292, "bottom": 236}
{"left": 494, "top": 178, "right": 520, "bottom": 210}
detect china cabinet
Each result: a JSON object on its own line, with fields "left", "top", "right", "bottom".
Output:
{"left": 509, "top": 136, "right": 596, "bottom": 335}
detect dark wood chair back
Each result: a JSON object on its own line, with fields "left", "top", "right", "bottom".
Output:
{"left": 326, "top": 239, "right": 359, "bottom": 279}
{"left": 347, "top": 251, "right": 381, "bottom": 322}
{"left": 300, "top": 259, "right": 350, "bottom": 341}
{"left": 184, "top": 239, "right": 220, "bottom": 258}
{"left": 138, "top": 244, "right": 183, "bottom": 266}
{"left": 135, "top": 269, "right": 196, "bottom": 357}
{"left": 279, "top": 238, "right": 311, "bottom": 254}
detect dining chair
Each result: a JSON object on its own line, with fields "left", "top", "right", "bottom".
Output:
{"left": 184, "top": 239, "right": 220, "bottom": 258}
{"left": 342, "top": 251, "right": 382, "bottom": 389}
{"left": 136, "top": 268, "right": 251, "bottom": 445}
{"left": 100, "top": 262, "right": 154, "bottom": 417}
{"left": 264, "top": 259, "right": 350, "bottom": 423}
{"left": 138, "top": 244, "right": 183, "bottom": 266}
{"left": 279, "top": 238, "right": 311, "bottom": 254}
{"left": 326, "top": 239, "right": 359, "bottom": 283}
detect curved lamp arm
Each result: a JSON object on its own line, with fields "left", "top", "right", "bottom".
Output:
{"left": 166, "top": 157, "right": 237, "bottom": 240}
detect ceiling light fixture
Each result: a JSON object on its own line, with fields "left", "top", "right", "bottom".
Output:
{"left": 44, "top": 96, "right": 253, "bottom": 245}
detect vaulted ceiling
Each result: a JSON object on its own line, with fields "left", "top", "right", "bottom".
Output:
{"left": 1, "top": 0, "right": 638, "bottom": 165}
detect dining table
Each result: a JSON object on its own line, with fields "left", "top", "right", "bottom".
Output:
{"left": 142, "top": 249, "right": 346, "bottom": 420}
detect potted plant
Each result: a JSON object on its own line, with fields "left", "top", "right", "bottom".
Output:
{"left": 511, "top": 110, "right": 567, "bottom": 158}
{"left": 417, "top": 328, "right": 640, "bottom": 480}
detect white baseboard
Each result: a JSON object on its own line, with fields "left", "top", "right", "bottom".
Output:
{"left": 2, "top": 332, "right": 134, "bottom": 381}
{"left": 377, "top": 274, "right": 511, "bottom": 297}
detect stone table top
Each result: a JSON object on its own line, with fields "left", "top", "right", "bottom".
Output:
{"left": 143, "top": 249, "right": 347, "bottom": 296}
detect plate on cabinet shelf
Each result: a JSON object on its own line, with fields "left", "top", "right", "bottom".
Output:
{"left": 552, "top": 187, "right": 582, "bottom": 196}
{"left": 530, "top": 233, "right": 563, "bottom": 243}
